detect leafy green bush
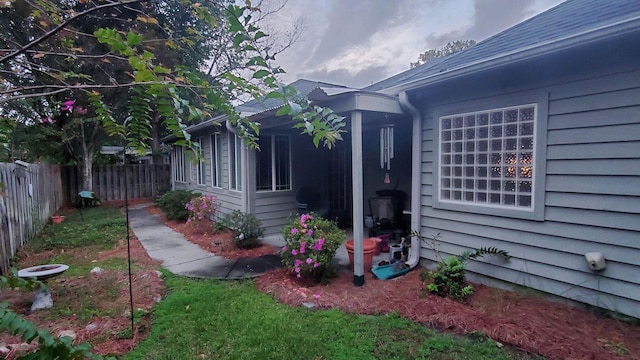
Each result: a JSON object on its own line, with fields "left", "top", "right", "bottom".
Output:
{"left": 281, "top": 213, "right": 345, "bottom": 283}
{"left": 420, "top": 246, "right": 510, "bottom": 301}
{"left": 156, "top": 190, "right": 200, "bottom": 221}
{"left": 219, "top": 210, "right": 264, "bottom": 248}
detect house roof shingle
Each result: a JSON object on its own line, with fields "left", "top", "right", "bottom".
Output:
{"left": 365, "top": 0, "right": 640, "bottom": 93}
{"left": 236, "top": 79, "right": 349, "bottom": 114}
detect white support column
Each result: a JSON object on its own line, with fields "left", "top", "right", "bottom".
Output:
{"left": 351, "top": 111, "right": 365, "bottom": 286}
{"left": 240, "top": 140, "right": 249, "bottom": 213}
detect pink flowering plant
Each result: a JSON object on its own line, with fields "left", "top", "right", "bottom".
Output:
{"left": 185, "top": 195, "right": 218, "bottom": 224}
{"left": 281, "top": 213, "right": 345, "bottom": 281}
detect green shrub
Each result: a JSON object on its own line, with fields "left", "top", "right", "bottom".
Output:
{"left": 156, "top": 189, "right": 200, "bottom": 221}
{"left": 220, "top": 210, "right": 264, "bottom": 248}
{"left": 281, "top": 213, "right": 345, "bottom": 283}
{"left": 420, "top": 246, "right": 510, "bottom": 301}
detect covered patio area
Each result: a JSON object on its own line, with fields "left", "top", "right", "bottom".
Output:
{"left": 261, "top": 89, "right": 422, "bottom": 285}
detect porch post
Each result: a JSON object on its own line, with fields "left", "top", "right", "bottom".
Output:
{"left": 351, "top": 110, "right": 365, "bottom": 286}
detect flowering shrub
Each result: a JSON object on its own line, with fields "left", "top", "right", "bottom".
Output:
{"left": 185, "top": 195, "right": 218, "bottom": 224}
{"left": 281, "top": 214, "right": 345, "bottom": 281}
{"left": 156, "top": 189, "right": 200, "bottom": 220}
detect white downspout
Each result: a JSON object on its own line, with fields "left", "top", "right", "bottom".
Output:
{"left": 225, "top": 119, "right": 237, "bottom": 134}
{"left": 226, "top": 120, "right": 249, "bottom": 213}
{"left": 398, "top": 91, "right": 422, "bottom": 269}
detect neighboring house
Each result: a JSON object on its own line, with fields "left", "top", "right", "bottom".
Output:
{"left": 166, "top": 0, "right": 640, "bottom": 319}
{"left": 100, "top": 146, "right": 170, "bottom": 164}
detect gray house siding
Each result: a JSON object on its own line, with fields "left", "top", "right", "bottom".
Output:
{"left": 173, "top": 128, "right": 244, "bottom": 218}
{"left": 417, "top": 66, "right": 640, "bottom": 318}
{"left": 255, "top": 192, "right": 297, "bottom": 236}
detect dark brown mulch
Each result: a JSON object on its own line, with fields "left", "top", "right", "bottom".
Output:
{"left": 255, "top": 268, "right": 640, "bottom": 360}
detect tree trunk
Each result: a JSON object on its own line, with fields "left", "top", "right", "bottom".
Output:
{"left": 79, "top": 120, "right": 98, "bottom": 192}
{"left": 81, "top": 154, "right": 93, "bottom": 191}
{"left": 80, "top": 140, "right": 94, "bottom": 191}
{"left": 150, "top": 112, "right": 163, "bottom": 165}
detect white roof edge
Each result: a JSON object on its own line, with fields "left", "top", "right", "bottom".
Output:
{"left": 380, "top": 15, "right": 640, "bottom": 95}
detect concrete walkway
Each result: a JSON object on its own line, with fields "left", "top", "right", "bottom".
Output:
{"left": 126, "top": 204, "right": 282, "bottom": 279}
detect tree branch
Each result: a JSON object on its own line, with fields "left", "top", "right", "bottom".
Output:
{"left": 0, "top": 80, "right": 225, "bottom": 104}
{"left": 0, "top": 0, "right": 147, "bottom": 65}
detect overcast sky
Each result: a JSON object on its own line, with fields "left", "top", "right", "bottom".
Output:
{"left": 261, "top": 0, "right": 565, "bottom": 88}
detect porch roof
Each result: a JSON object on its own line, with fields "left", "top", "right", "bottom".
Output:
{"left": 163, "top": 80, "right": 404, "bottom": 141}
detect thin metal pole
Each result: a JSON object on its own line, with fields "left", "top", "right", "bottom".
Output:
{"left": 122, "top": 152, "right": 135, "bottom": 335}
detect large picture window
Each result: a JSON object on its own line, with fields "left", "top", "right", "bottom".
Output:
{"left": 229, "top": 133, "right": 242, "bottom": 191}
{"left": 172, "top": 146, "right": 186, "bottom": 182}
{"left": 256, "top": 135, "right": 291, "bottom": 191}
{"left": 210, "top": 133, "right": 222, "bottom": 188}
{"left": 439, "top": 104, "right": 536, "bottom": 210}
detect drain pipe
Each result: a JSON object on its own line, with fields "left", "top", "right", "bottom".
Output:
{"left": 226, "top": 119, "right": 250, "bottom": 213}
{"left": 225, "top": 119, "right": 237, "bottom": 134}
{"left": 398, "top": 91, "right": 422, "bottom": 269}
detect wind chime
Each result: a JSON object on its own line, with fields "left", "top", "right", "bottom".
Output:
{"left": 380, "top": 124, "right": 394, "bottom": 183}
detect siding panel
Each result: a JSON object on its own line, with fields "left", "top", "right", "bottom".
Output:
{"left": 549, "top": 87, "right": 640, "bottom": 115}
{"left": 548, "top": 123, "right": 640, "bottom": 144}
{"left": 255, "top": 192, "right": 297, "bottom": 235}
{"left": 422, "top": 206, "right": 640, "bottom": 249}
{"left": 546, "top": 192, "right": 640, "bottom": 214}
{"left": 420, "top": 68, "right": 640, "bottom": 318}
{"left": 548, "top": 106, "right": 640, "bottom": 130}
{"left": 547, "top": 142, "right": 640, "bottom": 160}
{"left": 546, "top": 175, "right": 640, "bottom": 196}
{"left": 547, "top": 159, "right": 640, "bottom": 175}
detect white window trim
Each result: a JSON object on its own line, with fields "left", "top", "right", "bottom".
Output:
{"left": 210, "top": 133, "right": 222, "bottom": 188}
{"left": 433, "top": 95, "right": 548, "bottom": 221}
{"left": 172, "top": 146, "right": 186, "bottom": 183}
{"left": 256, "top": 134, "right": 292, "bottom": 192}
{"left": 228, "top": 133, "right": 242, "bottom": 191}
{"left": 195, "top": 137, "right": 206, "bottom": 185}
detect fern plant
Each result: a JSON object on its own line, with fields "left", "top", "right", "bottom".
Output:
{"left": 419, "top": 240, "right": 511, "bottom": 301}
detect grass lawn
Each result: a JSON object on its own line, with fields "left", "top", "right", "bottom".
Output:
{"left": 126, "top": 273, "right": 537, "bottom": 360}
{"left": 28, "top": 206, "right": 126, "bottom": 252}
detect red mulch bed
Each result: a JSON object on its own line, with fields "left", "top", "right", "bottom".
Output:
{"left": 18, "top": 201, "right": 633, "bottom": 359}
{"left": 1, "top": 202, "right": 164, "bottom": 359}
{"left": 144, "top": 205, "right": 278, "bottom": 260}
{"left": 144, "top": 202, "right": 640, "bottom": 359}
{"left": 255, "top": 268, "right": 640, "bottom": 360}
{"left": 0, "top": 237, "right": 165, "bottom": 359}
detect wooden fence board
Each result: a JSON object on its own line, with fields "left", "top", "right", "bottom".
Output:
{"left": 1, "top": 163, "right": 169, "bottom": 275}
{"left": 62, "top": 164, "right": 170, "bottom": 204}
{"left": 0, "top": 164, "right": 65, "bottom": 275}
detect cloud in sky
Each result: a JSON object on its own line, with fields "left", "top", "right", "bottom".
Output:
{"left": 264, "top": 0, "right": 564, "bottom": 88}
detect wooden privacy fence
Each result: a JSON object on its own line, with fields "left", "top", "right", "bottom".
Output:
{"left": 64, "top": 164, "right": 171, "bottom": 204}
{"left": 0, "top": 163, "right": 65, "bottom": 275}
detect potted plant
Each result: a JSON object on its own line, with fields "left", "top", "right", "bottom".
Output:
{"left": 51, "top": 215, "right": 65, "bottom": 224}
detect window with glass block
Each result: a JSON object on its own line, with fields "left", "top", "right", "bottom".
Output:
{"left": 439, "top": 104, "right": 536, "bottom": 209}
